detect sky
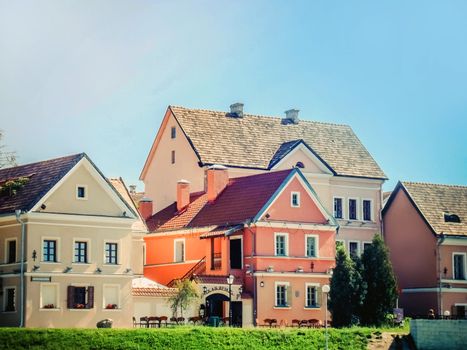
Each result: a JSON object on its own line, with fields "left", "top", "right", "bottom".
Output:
{"left": 1, "top": 0, "right": 466, "bottom": 192}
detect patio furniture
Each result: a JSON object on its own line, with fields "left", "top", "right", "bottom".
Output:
{"left": 176, "top": 317, "right": 185, "bottom": 325}
{"left": 308, "top": 319, "right": 320, "bottom": 328}
{"left": 263, "top": 318, "right": 277, "bottom": 328}
{"left": 291, "top": 319, "right": 300, "bottom": 327}
{"left": 139, "top": 316, "right": 149, "bottom": 328}
{"left": 299, "top": 320, "right": 308, "bottom": 328}
{"left": 148, "top": 316, "right": 160, "bottom": 328}
{"left": 159, "top": 316, "right": 168, "bottom": 327}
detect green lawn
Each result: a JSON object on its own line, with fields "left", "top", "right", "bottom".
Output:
{"left": 0, "top": 326, "right": 407, "bottom": 350}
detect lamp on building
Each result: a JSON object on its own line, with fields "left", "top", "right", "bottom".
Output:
{"left": 125, "top": 268, "right": 132, "bottom": 274}
{"left": 227, "top": 274, "right": 234, "bottom": 327}
{"left": 32, "top": 250, "right": 37, "bottom": 262}
{"left": 260, "top": 281, "right": 264, "bottom": 288}
{"left": 95, "top": 267, "right": 102, "bottom": 273}
{"left": 64, "top": 266, "right": 72, "bottom": 273}
{"left": 199, "top": 304, "right": 206, "bottom": 318}
{"left": 322, "top": 284, "right": 331, "bottom": 350}
{"left": 32, "top": 265, "right": 40, "bottom": 272}
{"left": 203, "top": 286, "right": 208, "bottom": 294}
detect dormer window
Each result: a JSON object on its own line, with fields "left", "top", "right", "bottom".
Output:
{"left": 76, "top": 185, "right": 87, "bottom": 200}
{"left": 291, "top": 192, "right": 300, "bottom": 207}
{"left": 444, "top": 213, "right": 461, "bottom": 223}
{"left": 295, "top": 161, "right": 305, "bottom": 169}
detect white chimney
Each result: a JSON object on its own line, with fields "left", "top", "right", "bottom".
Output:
{"left": 283, "top": 109, "right": 299, "bottom": 124}
{"left": 230, "top": 103, "right": 244, "bottom": 118}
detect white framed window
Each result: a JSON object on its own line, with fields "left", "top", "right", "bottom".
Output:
{"left": 67, "top": 285, "right": 94, "bottom": 309}
{"left": 73, "top": 239, "right": 91, "bottom": 264}
{"left": 348, "top": 198, "right": 358, "bottom": 220}
{"left": 453, "top": 253, "right": 466, "bottom": 280}
{"left": 104, "top": 241, "right": 119, "bottom": 265}
{"left": 305, "top": 234, "right": 319, "bottom": 258}
{"left": 171, "top": 126, "right": 176, "bottom": 139}
{"left": 291, "top": 191, "right": 300, "bottom": 207}
{"left": 76, "top": 185, "right": 88, "bottom": 200}
{"left": 348, "top": 241, "right": 360, "bottom": 257}
{"left": 5, "top": 238, "right": 17, "bottom": 264}
{"left": 42, "top": 237, "right": 60, "bottom": 263}
{"left": 305, "top": 283, "right": 320, "bottom": 308}
{"left": 3, "top": 286, "right": 16, "bottom": 312}
{"left": 40, "top": 283, "right": 59, "bottom": 309}
{"left": 333, "top": 197, "right": 344, "bottom": 219}
{"left": 362, "top": 199, "right": 373, "bottom": 221}
{"left": 274, "top": 233, "right": 288, "bottom": 256}
{"left": 362, "top": 241, "right": 372, "bottom": 253}
{"left": 174, "top": 238, "right": 185, "bottom": 262}
{"left": 103, "top": 284, "right": 120, "bottom": 309}
{"left": 275, "top": 282, "right": 290, "bottom": 307}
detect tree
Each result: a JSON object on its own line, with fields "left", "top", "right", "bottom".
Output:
{"left": 350, "top": 254, "right": 367, "bottom": 324}
{"left": 329, "top": 245, "right": 357, "bottom": 327}
{"left": 360, "top": 234, "right": 398, "bottom": 326}
{"left": 168, "top": 279, "right": 199, "bottom": 318}
{"left": 0, "top": 130, "right": 16, "bottom": 169}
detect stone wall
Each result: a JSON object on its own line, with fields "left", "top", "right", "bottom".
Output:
{"left": 411, "top": 319, "right": 467, "bottom": 350}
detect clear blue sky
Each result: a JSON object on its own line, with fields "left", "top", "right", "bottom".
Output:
{"left": 1, "top": 0, "right": 466, "bottom": 191}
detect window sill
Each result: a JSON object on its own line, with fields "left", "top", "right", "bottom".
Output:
{"left": 72, "top": 262, "right": 91, "bottom": 265}
{"left": 69, "top": 308, "right": 93, "bottom": 311}
{"left": 40, "top": 308, "right": 61, "bottom": 311}
{"left": 304, "top": 306, "right": 321, "bottom": 310}
{"left": 103, "top": 308, "right": 121, "bottom": 311}
{"left": 103, "top": 263, "right": 120, "bottom": 266}
{"left": 41, "top": 261, "right": 61, "bottom": 264}
{"left": 273, "top": 306, "right": 291, "bottom": 310}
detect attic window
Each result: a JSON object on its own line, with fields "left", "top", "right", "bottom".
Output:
{"left": 76, "top": 185, "right": 87, "bottom": 200}
{"left": 171, "top": 127, "right": 176, "bottom": 139}
{"left": 295, "top": 161, "right": 305, "bottom": 169}
{"left": 444, "top": 213, "right": 461, "bottom": 223}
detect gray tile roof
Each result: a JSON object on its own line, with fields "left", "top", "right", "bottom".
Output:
{"left": 170, "top": 106, "right": 387, "bottom": 179}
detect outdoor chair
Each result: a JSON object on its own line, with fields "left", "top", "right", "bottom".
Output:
{"left": 177, "top": 317, "right": 185, "bottom": 325}
{"left": 139, "top": 316, "right": 149, "bottom": 328}
{"left": 159, "top": 316, "right": 168, "bottom": 327}
{"left": 299, "top": 320, "right": 308, "bottom": 328}
{"left": 221, "top": 317, "right": 230, "bottom": 326}
{"left": 291, "top": 319, "right": 300, "bottom": 327}
{"left": 132, "top": 317, "right": 142, "bottom": 328}
{"left": 189, "top": 316, "right": 202, "bottom": 325}
{"left": 148, "top": 316, "right": 159, "bottom": 328}
{"left": 308, "top": 319, "right": 320, "bottom": 328}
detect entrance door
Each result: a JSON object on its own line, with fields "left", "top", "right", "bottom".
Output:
{"left": 206, "top": 293, "right": 229, "bottom": 318}
{"left": 231, "top": 301, "right": 243, "bottom": 327}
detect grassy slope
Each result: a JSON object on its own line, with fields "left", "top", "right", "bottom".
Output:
{"left": 0, "top": 327, "right": 381, "bottom": 350}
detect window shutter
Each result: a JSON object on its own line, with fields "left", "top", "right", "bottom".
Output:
{"left": 286, "top": 286, "right": 292, "bottom": 307}
{"left": 67, "top": 286, "right": 75, "bottom": 309}
{"left": 317, "top": 287, "right": 322, "bottom": 308}
{"left": 86, "top": 286, "right": 94, "bottom": 309}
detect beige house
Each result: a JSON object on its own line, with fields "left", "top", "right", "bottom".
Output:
{"left": 140, "top": 104, "right": 387, "bottom": 256}
{"left": 0, "top": 153, "right": 143, "bottom": 328}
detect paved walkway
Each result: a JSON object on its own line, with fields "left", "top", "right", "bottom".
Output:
{"left": 367, "top": 333, "right": 415, "bottom": 350}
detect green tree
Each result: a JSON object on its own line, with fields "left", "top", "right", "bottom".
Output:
{"left": 0, "top": 130, "right": 16, "bottom": 169}
{"left": 360, "top": 234, "right": 398, "bottom": 326}
{"left": 168, "top": 279, "right": 200, "bottom": 318}
{"left": 329, "top": 245, "right": 356, "bottom": 327}
{"left": 350, "top": 254, "right": 367, "bottom": 324}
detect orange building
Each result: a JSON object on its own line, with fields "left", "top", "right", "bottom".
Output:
{"left": 143, "top": 166, "right": 337, "bottom": 327}
{"left": 383, "top": 182, "right": 467, "bottom": 318}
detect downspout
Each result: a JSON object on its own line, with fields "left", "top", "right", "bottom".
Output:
{"left": 245, "top": 222, "right": 257, "bottom": 326}
{"left": 15, "top": 210, "right": 26, "bottom": 328}
{"left": 437, "top": 233, "right": 445, "bottom": 317}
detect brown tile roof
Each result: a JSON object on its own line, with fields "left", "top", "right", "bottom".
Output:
{"left": 169, "top": 106, "right": 386, "bottom": 179}
{"left": 401, "top": 182, "right": 467, "bottom": 237}
{"left": 199, "top": 225, "right": 243, "bottom": 239}
{"left": 0, "top": 153, "right": 84, "bottom": 214}
{"left": 195, "top": 275, "right": 242, "bottom": 285}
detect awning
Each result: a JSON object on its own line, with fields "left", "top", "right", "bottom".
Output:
{"left": 199, "top": 225, "right": 243, "bottom": 239}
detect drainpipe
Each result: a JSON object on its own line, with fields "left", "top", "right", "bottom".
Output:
{"left": 437, "top": 233, "right": 445, "bottom": 317}
{"left": 15, "top": 210, "right": 26, "bottom": 328}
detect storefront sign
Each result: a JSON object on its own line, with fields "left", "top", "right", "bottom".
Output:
{"left": 31, "top": 276, "right": 51, "bottom": 282}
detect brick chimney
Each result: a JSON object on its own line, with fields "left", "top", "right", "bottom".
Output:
{"left": 177, "top": 179, "right": 190, "bottom": 211}
{"left": 207, "top": 165, "right": 229, "bottom": 202}
{"left": 283, "top": 109, "right": 299, "bottom": 124}
{"left": 229, "top": 102, "right": 244, "bottom": 118}
{"left": 138, "top": 197, "right": 153, "bottom": 220}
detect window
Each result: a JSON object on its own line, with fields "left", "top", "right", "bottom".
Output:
{"left": 76, "top": 185, "right": 87, "bottom": 199}
{"left": 348, "top": 199, "right": 358, "bottom": 220}
{"left": 305, "top": 284, "right": 319, "bottom": 308}
{"left": 362, "top": 200, "right": 372, "bottom": 221}
{"left": 103, "top": 285, "right": 119, "bottom": 309}
{"left": 334, "top": 198, "right": 343, "bottom": 219}
{"left": 74, "top": 241, "right": 88, "bottom": 263}
{"left": 305, "top": 235, "right": 318, "bottom": 257}
{"left": 295, "top": 161, "right": 304, "bottom": 169}
{"left": 275, "top": 283, "right": 289, "bottom": 307}
{"left": 275, "top": 233, "right": 288, "bottom": 256}
{"left": 43, "top": 240, "right": 57, "bottom": 262}
{"left": 171, "top": 126, "right": 176, "bottom": 139}
{"left": 105, "top": 243, "right": 118, "bottom": 265}
{"left": 291, "top": 192, "right": 300, "bottom": 207}
{"left": 174, "top": 239, "right": 185, "bottom": 262}
{"left": 6, "top": 239, "right": 16, "bottom": 264}
{"left": 453, "top": 253, "right": 466, "bottom": 280}
{"left": 171, "top": 150, "right": 175, "bottom": 164}
{"left": 230, "top": 237, "right": 242, "bottom": 269}
{"left": 349, "top": 241, "right": 360, "bottom": 257}
{"left": 40, "top": 284, "right": 59, "bottom": 309}
{"left": 4, "top": 287, "right": 15, "bottom": 312}
{"left": 363, "top": 242, "right": 372, "bottom": 253}
{"left": 444, "top": 213, "right": 461, "bottom": 223}
{"left": 67, "top": 286, "right": 94, "bottom": 309}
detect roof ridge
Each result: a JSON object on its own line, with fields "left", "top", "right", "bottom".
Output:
{"left": 228, "top": 168, "right": 293, "bottom": 182}
{"left": 402, "top": 181, "right": 467, "bottom": 189}
{"left": 169, "top": 105, "right": 350, "bottom": 127}
{"left": 0, "top": 153, "right": 85, "bottom": 172}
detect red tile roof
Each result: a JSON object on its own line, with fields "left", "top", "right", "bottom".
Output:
{"left": 132, "top": 287, "right": 178, "bottom": 297}
{"left": 146, "top": 169, "right": 293, "bottom": 232}
{"left": 199, "top": 225, "right": 243, "bottom": 239}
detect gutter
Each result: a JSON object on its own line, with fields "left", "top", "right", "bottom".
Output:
{"left": 15, "top": 210, "right": 26, "bottom": 328}
{"left": 437, "top": 233, "right": 445, "bottom": 317}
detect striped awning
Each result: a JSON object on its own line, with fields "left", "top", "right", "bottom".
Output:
{"left": 199, "top": 225, "right": 243, "bottom": 239}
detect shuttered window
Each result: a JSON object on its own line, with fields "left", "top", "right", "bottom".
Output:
{"left": 67, "top": 286, "right": 94, "bottom": 309}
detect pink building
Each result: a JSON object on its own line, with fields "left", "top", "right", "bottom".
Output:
{"left": 383, "top": 181, "right": 467, "bottom": 318}
{"left": 143, "top": 166, "right": 338, "bottom": 326}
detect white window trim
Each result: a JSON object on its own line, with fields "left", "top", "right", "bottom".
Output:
{"left": 41, "top": 236, "right": 61, "bottom": 263}
{"left": 305, "top": 282, "right": 321, "bottom": 308}
{"left": 102, "top": 283, "right": 121, "bottom": 310}
{"left": 290, "top": 191, "right": 301, "bottom": 208}
{"left": 275, "top": 281, "right": 290, "bottom": 307}
{"left": 348, "top": 197, "right": 359, "bottom": 220}
{"left": 361, "top": 198, "right": 373, "bottom": 222}
{"left": 230, "top": 236, "right": 243, "bottom": 269}
{"left": 174, "top": 238, "right": 185, "bottom": 263}
{"left": 103, "top": 240, "right": 121, "bottom": 265}
{"left": 72, "top": 238, "right": 91, "bottom": 264}
{"left": 453, "top": 252, "right": 467, "bottom": 280}
{"left": 40, "top": 282, "right": 60, "bottom": 309}
{"left": 332, "top": 196, "right": 345, "bottom": 219}
{"left": 348, "top": 240, "right": 361, "bottom": 256}
{"left": 4, "top": 238, "right": 17, "bottom": 264}
{"left": 76, "top": 184, "right": 88, "bottom": 200}
{"left": 305, "top": 234, "right": 319, "bottom": 258}
{"left": 3, "top": 286, "right": 16, "bottom": 313}
{"left": 274, "top": 232, "right": 289, "bottom": 257}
